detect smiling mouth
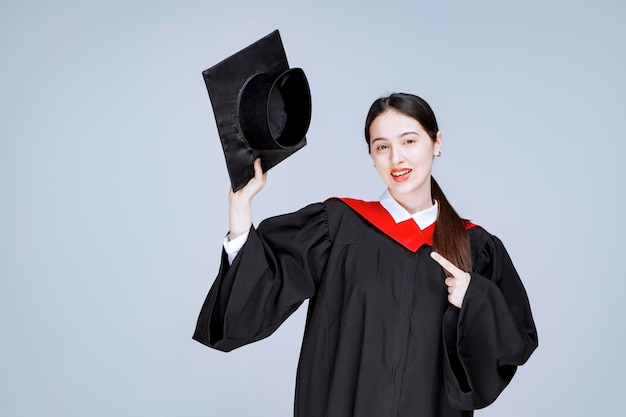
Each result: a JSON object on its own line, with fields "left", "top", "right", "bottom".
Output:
{"left": 391, "top": 169, "right": 412, "bottom": 178}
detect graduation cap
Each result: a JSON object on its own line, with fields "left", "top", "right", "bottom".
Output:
{"left": 202, "top": 30, "right": 312, "bottom": 192}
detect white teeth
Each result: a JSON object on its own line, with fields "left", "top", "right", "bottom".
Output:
{"left": 392, "top": 169, "right": 411, "bottom": 177}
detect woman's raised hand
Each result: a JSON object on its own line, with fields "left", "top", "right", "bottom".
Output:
{"left": 430, "top": 251, "right": 471, "bottom": 309}
{"left": 231, "top": 158, "right": 267, "bottom": 202}
{"left": 228, "top": 158, "right": 267, "bottom": 240}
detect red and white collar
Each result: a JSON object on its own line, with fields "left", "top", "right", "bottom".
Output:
{"left": 378, "top": 188, "right": 438, "bottom": 229}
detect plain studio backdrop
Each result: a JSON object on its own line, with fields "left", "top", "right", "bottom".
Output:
{"left": 1, "top": 0, "right": 624, "bottom": 416}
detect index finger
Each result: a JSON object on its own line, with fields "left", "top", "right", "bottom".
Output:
{"left": 430, "top": 251, "right": 463, "bottom": 276}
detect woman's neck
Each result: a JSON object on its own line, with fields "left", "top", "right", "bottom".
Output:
{"left": 389, "top": 186, "right": 433, "bottom": 215}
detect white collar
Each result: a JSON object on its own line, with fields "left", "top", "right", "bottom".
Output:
{"left": 378, "top": 188, "right": 438, "bottom": 229}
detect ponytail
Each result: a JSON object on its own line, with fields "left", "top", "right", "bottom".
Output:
{"left": 431, "top": 177, "right": 472, "bottom": 274}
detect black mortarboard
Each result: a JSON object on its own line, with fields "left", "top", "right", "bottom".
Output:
{"left": 202, "top": 30, "right": 311, "bottom": 191}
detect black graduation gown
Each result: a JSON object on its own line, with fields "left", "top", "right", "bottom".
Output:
{"left": 193, "top": 198, "right": 538, "bottom": 417}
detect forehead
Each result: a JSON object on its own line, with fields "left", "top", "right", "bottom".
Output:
{"left": 369, "top": 109, "right": 426, "bottom": 138}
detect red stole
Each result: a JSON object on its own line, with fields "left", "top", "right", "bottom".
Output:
{"left": 338, "top": 198, "right": 476, "bottom": 252}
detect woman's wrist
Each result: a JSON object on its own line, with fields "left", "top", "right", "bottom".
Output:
{"left": 228, "top": 191, "right": 253, "bottom": 239}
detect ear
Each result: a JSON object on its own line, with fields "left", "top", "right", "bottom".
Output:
{"left": 433, "top": 131, "right": 443, "bottom": 156}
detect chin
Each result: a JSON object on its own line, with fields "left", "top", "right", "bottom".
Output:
{"left": 389, "top": 179, "right": 427, "bottom": 198}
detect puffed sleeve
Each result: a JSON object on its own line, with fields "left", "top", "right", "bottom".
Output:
{"left": 442, "top": 234, "right": 538, "bottom": 410}
{"left": 193, "top": 203, "right": 332, "bottom": 352}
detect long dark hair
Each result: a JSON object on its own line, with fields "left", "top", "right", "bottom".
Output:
{"left": 364, "top": 93, "right": 472, "bottom": 273}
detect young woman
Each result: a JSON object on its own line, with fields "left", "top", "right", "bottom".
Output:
{"left": 193, "top": 93, "right": 538, "bottom": 417}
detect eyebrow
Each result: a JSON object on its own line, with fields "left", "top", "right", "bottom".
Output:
{"left": 371, "top": 131, "right": 420, "bottom": 143}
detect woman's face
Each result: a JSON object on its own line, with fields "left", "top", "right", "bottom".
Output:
{"left": 369, "top": 109, "right": 442, "bottom": 211}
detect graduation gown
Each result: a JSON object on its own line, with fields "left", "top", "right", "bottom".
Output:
{"left": 193, "top": 198, "right": 538, "bottom": 417}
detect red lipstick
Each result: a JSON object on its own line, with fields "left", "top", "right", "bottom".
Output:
{"left": 391, "top": 168, "right": 412, "bottom": 183}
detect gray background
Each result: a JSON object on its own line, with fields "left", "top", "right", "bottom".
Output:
{"left": 2, "top": 0, "right": 624, "bottom": 416}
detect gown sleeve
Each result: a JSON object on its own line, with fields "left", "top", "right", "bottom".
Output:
{"left": 193, "top": 203, "right": 331, "bottom": 352}
{"left": 442, "top": 234, "right": 538, "bottom": 410}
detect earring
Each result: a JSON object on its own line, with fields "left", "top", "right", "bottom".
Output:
{"left": 436, "top": 150, "right": 442, "bottom": 157}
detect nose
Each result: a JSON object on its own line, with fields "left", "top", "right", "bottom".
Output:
{"left": 390, "top": 145, "right": 404, "bottom": 165}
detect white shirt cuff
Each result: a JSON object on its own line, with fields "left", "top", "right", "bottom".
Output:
{"left": 223, "top": 231, "right": 250, "bottom": 265}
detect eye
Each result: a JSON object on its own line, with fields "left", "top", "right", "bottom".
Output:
{"left": 375, "top": 143, "right": 389, "bottom": 151}
{"left": 403, "top": 138, "right": 417, "bottom": 145}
